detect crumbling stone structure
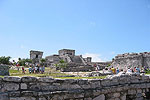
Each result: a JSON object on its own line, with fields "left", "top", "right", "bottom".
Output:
{"left": 1, "top": 74, "right": 150, "bottom": 100}
{"left": 30, "top": 50, "right": 43, "bottom": 64}
{"left": 0, "top": 64, "right": 9, "bottom": 76}
{"left": 45, "top": 49, "right": 94, "bottom": 72}
{"left": 112, "top": 52, "right": 150, "bottom": 69}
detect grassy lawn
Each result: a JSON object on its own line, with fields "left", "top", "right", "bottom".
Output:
{"left": 7, "top": 67, "right": 107, "bottom": 79}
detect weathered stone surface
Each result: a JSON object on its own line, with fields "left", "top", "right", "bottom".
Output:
{"left": 113, "top": 93, "right": 120, "bottom": 98}
{"left": 128, "top": 89, "right": 136, "bottom": 95}
{"left": 3, "top": 76, "right": 21, "bottom": 82}
{"left": 120, "top": 95, "right": 126, "bottom": 100}
{"left": 21, "top": 83, "right": 28, "bottom": 89}
{"left": 10, "top": 97, "right": 36, "bottom": 100}
{"left": 38, "top": 77, "right": 54, "bottom": 83}
{"left": 1, "top": 74, "right": 150, "bottom": 99}
{"left": 93, "top": 94, "right": 105, "bottom": 100}
{"left": 4, "top": 83, "right": 19, "bottom": 91}
{"left": 0, "top": 65, "right": 9, "bottom": 76}
{"left": 21, "top": 76, "right": 37, "bottom": 82}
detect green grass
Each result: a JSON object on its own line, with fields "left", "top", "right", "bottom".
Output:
{"left": 0, "top": 76, "right": 4, "bottom": 78}
{"left": 8, "top": 67, "right": 107, "bottom": 79}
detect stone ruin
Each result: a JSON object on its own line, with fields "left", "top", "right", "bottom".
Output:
{"left": 0, "top": 64, "right": 9, "bottom": 76}
{"left": 30, "top": 50, "right": 43, "bottom": 65}
{"left": 1, "top": 74, "right": 150, "bottom": 100}
{"left": 112, "top": 52, "right": 150, "bottom": 70}
{"left": 45, "top": 49, "right": 95, "bottom": 72}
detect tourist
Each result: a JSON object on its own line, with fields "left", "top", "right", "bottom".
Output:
{"left": 135, "top": 67, "right": 140, "bottom": 74}
{"left": 111, "top": 67, "right": 116, "bottom": 74}
{"left": 35, "top": 65, "right": 38, "bottom": 73}
{"left": 126, "top": 67, "right": 132, "bottom": 74}
{"left": 29, "top": 67, "right": 32, "bottom": 74}
{"left": 134, "top": 67, "right": 136, "bottom": 72}
{"left": 108, "top": 68, "right": 112, "bottom": 74}
{"left": 116, "top": 68, "right": 119, "bottom": 74}
{"left": 22, "top": 66, "right": 25, "bottom": 74}
{"left": 42, "top": 66, "right": 45, "bottom": 73}
{"left": 39, "top": 66, "right": 42, "bottom": 73}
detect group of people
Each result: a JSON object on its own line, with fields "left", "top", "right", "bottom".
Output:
{"left": 105, "top": 66, "right": 145, "bottom": 75}
{"left": 22, "top": 64, "right": 45, "bottom": 74}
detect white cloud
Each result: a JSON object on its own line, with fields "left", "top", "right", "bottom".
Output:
{"left": 10, "top": 58, "right": 19, "bottom": 62}
{"left": 82, "top": 53, "right": 104, "bottom": 62}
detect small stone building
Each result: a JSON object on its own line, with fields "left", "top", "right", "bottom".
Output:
{"left": 30, "top": 50, "right": 43, "bottom": 64}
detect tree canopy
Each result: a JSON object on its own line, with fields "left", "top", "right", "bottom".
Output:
{"left": 0, "top": 56, "right": 11, "bottom": 65}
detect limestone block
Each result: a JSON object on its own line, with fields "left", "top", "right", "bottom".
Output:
{"left": 8, "top": 91, "right": 20, "bottom": 97}
{"left": 114, "top": 98, "right": 120, "bottom": 100}
{"left": 93, "top": 94, "right": 105, "bottom": 100}
{"left": 39, "top": 97, "right": 47, "bottom": 100}
{"left": 64, "top": 79, "right": 77, "bottom": 84}
{"left": 113, "top": 93, "right": 120, "bottom": 98}
{"left": 3, "top": 76, "right": 21, "bottom": 82}
{"left": 21, "top": 83, "right": 27, "bottom": 89}
{"left": 74, "top": 93, "right": 84, "bottom": 98}
{"left": 128, "top": 89, "right": 136, "bottom": 95}
{"left": 80, "top": 84, "right": 91, "bottom": 89}
{"left": 137, "top": 89, "right": 142, "bottom": 93}
{"left": 101, "top": 79, "right": 110, "bottom": 86}
{"left": 38, "top": 77, "right": 55, "bottom": 83}
{"left": 51, "top": 94, "right": 64, "bottom": 100}
{"left": 120, "top": 95, "right": 126, "bottom": 100}
{"left": 21, "top": 76, "right": 37, "bottom": 82}
{"left": 90, "top": 81, "right": 101, "bottom": 88}
{"left": 4, "top": 83, "right": 19, "bottom": 91}
{"left": 78, "top": 79, "right": 88, "bottom": 85}
{"left": 21, "top": 91, "right": 38, "bottom": 97}
{"left": 10, "top": 97, "right": 36, "bottom": 100}
{"left": 61, "top": 83, "right": 81, "bottom": 90}
{"left": 84, "top": 98, "right": 92, "bottom": 100}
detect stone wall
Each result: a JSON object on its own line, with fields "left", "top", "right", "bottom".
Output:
{"left": 112, "top": 52, "right": 150, "bottom": 69}
{"left": 1, "top": 74, "right": 150, "bottom": 100}
{"left": 0, "top": 64, "right": 9, "bottom": 76}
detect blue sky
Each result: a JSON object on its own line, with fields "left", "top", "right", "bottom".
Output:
{"left": 0, "top": 0, "right": 150, "bottom": 62}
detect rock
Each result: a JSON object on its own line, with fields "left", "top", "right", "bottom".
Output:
{"left": 128, "top": 89, "right": 136, "bottom": 95}
{"left": 38, "top": 77, "right": 54, "bottom": 83}
{"left": 21, "top": 76, "right": 37, "bottom": 82}
{"left": 21, "top": 83, "right": 27, "bottom": 89}
{"left": 4, "top": 83, "right": 19, "bottom": 91}
{"left": 120, "top": 95, "right": 126, "bottom": 100}
{"left": 113, "top": 93, "right": 120, "bottom": 98}
{"left": 93, "top": 94, "right": 105, "bottom": 100}
{"left": 3, "top": 76, "right": 21, "bottom": 82}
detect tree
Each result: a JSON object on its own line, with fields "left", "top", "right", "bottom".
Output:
{"left": 58, "top": 59, "right": 67, "bottom": 71}
{"left": 17, "top": 58, "right": 32, "bottom": 66}
{"left": 0, "top": 56, "right": 11, "bottom": 65}
{"left": 40, "top": 58, "right": 46, "bottom": 66}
